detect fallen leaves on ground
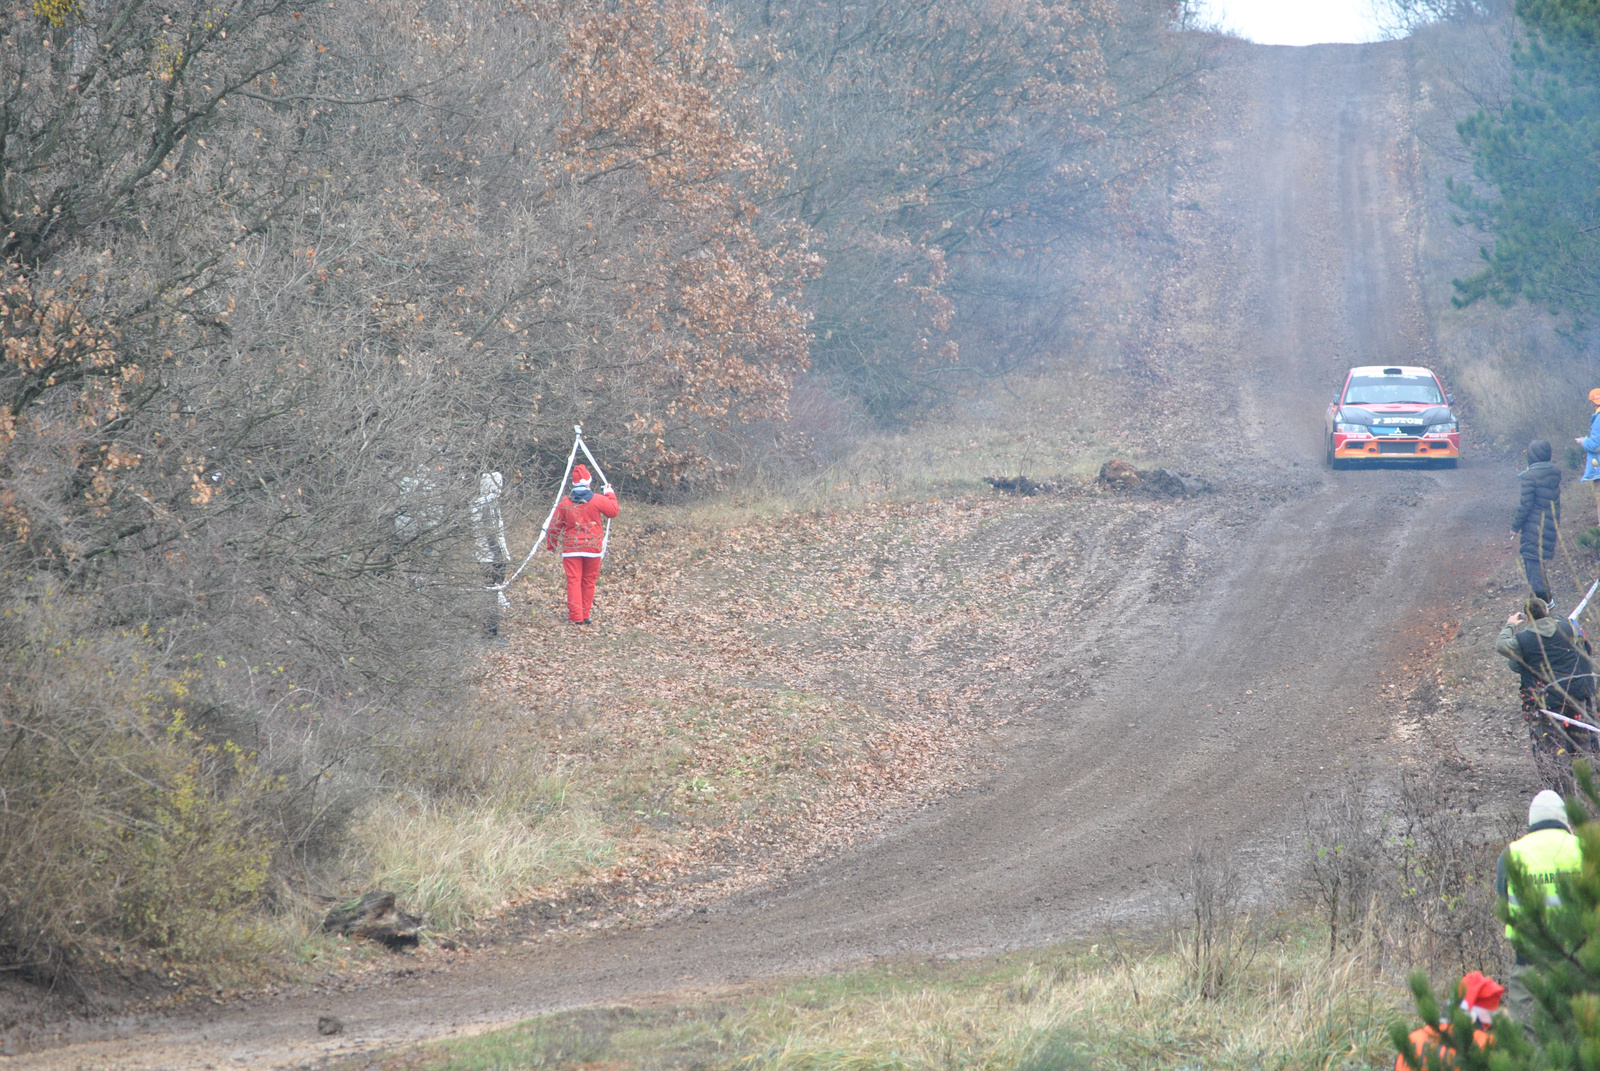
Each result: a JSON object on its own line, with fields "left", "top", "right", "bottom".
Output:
{"left": 475, "top": 483, "right": 1212, "bottom": 936}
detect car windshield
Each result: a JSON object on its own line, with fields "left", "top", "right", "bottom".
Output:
{"left": 1343, "top": 375, "right": 1443, "bottom": 406}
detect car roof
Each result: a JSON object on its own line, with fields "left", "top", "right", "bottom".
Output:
{"left": 1345, "top": 365, "right": 1438, "bottom": 379}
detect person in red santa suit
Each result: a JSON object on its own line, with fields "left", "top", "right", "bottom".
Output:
{"left": 545, "top": 464, "right": 619, "bottom": 625}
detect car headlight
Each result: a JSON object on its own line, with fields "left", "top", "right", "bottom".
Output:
{"left": 1335, "top": 422, "right": 1368, "bottom": 434}
{"left": 1425, "top": 421, "right": 1458, "bottom": 435}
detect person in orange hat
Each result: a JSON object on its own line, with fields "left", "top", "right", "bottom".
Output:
{"left": 1395, "top": 970, "right": 1504, "bottom": 1071}
{"left": 545, "top": 464, "right": 619, "bottom": 625}
{"left": 1578, "top": 387, "right": 1600, "bottom": 527}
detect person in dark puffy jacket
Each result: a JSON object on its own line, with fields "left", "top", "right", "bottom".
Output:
{"left": 1512, "top": 439, "right": 1562, "bottom": 604}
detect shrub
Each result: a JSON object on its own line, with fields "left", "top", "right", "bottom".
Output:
{"left": 1170, "top": 839, "right": 1257, "bottom": 1000}
{"left": 1301, "top": 769, "right": 1508, "bottom": 979}
{"left": 1302, "top": 778, "right": 1384, "bottom": 956}
{"left": 0, "top": 595, "right": 277, "bottom": 982}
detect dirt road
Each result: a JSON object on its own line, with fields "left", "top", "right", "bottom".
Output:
{"left": 15, "top": 40, "right": 1537, "bottom": 1069}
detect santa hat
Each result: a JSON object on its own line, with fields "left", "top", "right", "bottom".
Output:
{"left": 571, "top": 464, "right": 592, "bottom": 487}
{"left": 1458, "top": 970, "right": 1506, "bottom": 1026}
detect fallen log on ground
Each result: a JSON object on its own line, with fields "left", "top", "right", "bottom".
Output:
{"left": 321, "top": 891, "right": 423, "bottom": 949}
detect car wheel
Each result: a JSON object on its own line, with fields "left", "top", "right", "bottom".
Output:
{"left": 1435, "top": 457, "right": 1458, "bottom": 470}
{"left": 1326, "top": 436, "right": 1346, "bottom": 470}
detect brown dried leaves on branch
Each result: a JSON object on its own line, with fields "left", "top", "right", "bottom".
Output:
{"left": 550, "top": 0, "right": 819, "bottom": 481}
{"left": 0, "top": 280, "right": 143, "bottom": 556}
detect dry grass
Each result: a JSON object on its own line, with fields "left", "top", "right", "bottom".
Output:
{"left": 730, "top": 948, "right": 1392, "bottom": 1071}
{"left": 345, "top": 792, "right": 613, "bottom": 931}
{"left": 764, "top": 368, "right": 1154, "bottom": 509}
{"left": 1442, "top": 337, "right": 1595, "bottom": 455}
{"left": 350, "top": 918, "right": 1407, "bottom": 1071}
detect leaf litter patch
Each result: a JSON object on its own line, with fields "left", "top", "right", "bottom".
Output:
{"left": 475, "top": 488, "right": 1213, "bottom": 940}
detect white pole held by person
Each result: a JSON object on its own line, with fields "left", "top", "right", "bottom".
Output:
{"left": 490, "top": 424, "right": 612, "bottom": 593}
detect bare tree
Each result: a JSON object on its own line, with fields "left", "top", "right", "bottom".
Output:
{"left": 1170, "top": 838, "right": 1257, "bottom": 999}
{"left": 1302, "top": 780, "right": 1384, "bottom": 956}
{"left": 1373, "top": 0, "right": 1512, "bottom": 38}
{"left": 715, "top": 0, "right": 1211, "bottom": 421}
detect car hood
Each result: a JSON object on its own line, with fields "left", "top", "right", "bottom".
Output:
{"left": 1340, "top": 403, "right": 1453, "bottom": 423}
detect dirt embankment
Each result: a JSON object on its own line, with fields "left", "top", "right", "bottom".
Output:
{"left": 6, "top": 39, "right": 1552, "bottom": 1069}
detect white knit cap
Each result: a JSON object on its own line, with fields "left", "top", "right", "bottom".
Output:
{"left": 1529, "top": 789, "right": 1569, "bottom": 828}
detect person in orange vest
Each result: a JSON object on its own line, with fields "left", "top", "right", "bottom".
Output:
{"left": 1395, "top": 970, "right": 1504, "bottom": 1071}
{"left": 545, "top": 464, "right": 618, "bottom": 625}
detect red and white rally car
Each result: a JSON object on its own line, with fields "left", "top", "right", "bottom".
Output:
{"left": 1325, "top": 365, "right": 1459, "bottom": 468}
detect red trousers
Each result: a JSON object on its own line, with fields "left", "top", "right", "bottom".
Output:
{"left": 562, "top": 555, "right": 602, "bottom": 622}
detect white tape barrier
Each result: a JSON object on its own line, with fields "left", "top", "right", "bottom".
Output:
{"left": 573, "top": 427, "right": 614, "bottom": 558}
{"left": 1572, "top": 577, "right": 1600, "bottom": 624}
{"left": 489, "top": 425, "right": 610, "bottom": 593}
{"left": 1542, "top": 707, "right": 1600, "bottom": 735}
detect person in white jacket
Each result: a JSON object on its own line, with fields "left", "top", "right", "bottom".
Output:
{"left": 472, "top": 472, "right": 511, "bottom": 639}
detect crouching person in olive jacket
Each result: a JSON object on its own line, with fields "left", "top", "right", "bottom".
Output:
{"left": 1498, "top": 597, "right": 1598, "bottom": 795}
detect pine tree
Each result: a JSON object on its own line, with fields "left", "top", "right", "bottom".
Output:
{"left": 1395, "top": 762, "right": 1600, "bottom": 1069}
{"left": 1449, "top": 0, "right": 1600, "bottom": 322}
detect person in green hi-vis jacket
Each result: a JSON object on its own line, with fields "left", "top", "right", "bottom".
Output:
{"left": 1497, "top": 789, "right": 1582, "bottom": 1035}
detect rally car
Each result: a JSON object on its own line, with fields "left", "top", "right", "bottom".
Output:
{"left": 1325, "top": 365, "right": 1459, "bottom": 468}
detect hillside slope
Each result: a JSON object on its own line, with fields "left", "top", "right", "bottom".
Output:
{"left": 11, "top": 39, "right": 1546, "bottom": 1070}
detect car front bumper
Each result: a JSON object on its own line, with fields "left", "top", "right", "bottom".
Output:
{"left": 1332, "top": 432, "right": 1460, "bottom": 460}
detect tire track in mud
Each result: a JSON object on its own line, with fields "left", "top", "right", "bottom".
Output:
{"left": 11, "top": 41, "right": 1528, "bottom": 1069}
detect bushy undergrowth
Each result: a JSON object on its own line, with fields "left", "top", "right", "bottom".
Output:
{"left": 1300, "top": 769, "right": 1513, "bottom": 982}
{"left": 0, "top": 596, "right": 278, "bottom": 981}
{"left": 0, "top": 589, "right": 612, "bottom": 981}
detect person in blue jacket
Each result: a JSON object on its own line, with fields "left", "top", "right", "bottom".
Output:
{"left": 1577, "top": 387, "right": 1600, "bottom": 528}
